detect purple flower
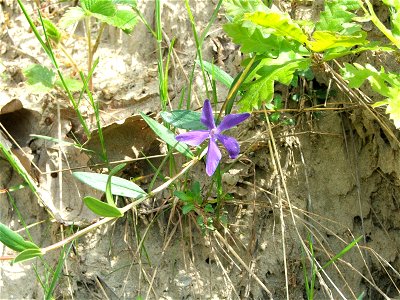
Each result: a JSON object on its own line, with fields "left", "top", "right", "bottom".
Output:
{"left": 176, "top": 100, "right": 250, "bottom": 176}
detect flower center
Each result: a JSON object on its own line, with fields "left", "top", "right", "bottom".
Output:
{"left": 210, "top": 128, "right": 217, "bottom": 138}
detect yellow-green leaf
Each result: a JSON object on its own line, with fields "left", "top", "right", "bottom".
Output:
{"left": 13, "top": 248, "right": 43, "bottom": 264}
{"left": 245, "top": 11, "right": 308, "bottom": 44}
{"left": 310, "top": 31, "right": 367, "bottom": 52}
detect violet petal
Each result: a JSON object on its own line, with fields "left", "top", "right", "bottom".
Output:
{"left": 176, "top": 130, "right": 209, "bottom": 146}
{"left": 216, "top": 113, "right": 250, "bottom": 133}
{"left": 216, "top": 133, "right": 240, "bottom": 158}
{"left": 200, "top": 99, "right": 216, "bottom": 130}
{"left": 206, "top": 138, "right": 222, "bottom": 176}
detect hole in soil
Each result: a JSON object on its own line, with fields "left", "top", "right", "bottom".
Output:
{"left": 365, "top": 233, "right": 372, "bottom": 243}
{"left": 353, "top": 215, "right": 362, "bottom": 225}
{"left": 380, "top": 128, "right": 389, "bottom": 144}
{"left": 51, "top": 172, "right": 58, "bottom": 178}
{"left": 0, "top": 108, "right": 41, "bottom": 146}
{"left": 205, "top": 257, "right": 215, "bottom": 264}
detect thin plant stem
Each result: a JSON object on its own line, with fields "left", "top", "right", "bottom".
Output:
{"left": 16, "top": 0, "right": 91, "bottom": 137}
{"left": 185, "top": 0, "right": 210, "bottom": 99}
{"left": 218, "top": 55, "right": 256, "bottom": 119}
{"left": 358, "top": 0, "right": 400, "bottom": 49}
{"left": 92, "top": 22, "right": 107, "bottom": 56}
{"left": 85, "top": 17, "right": 93, "bottom": 90}
{"left": 58, "top": 43, "right": 81, "bottom": 74}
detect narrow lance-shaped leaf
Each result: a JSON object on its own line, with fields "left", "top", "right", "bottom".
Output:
{"left": 196, "top": 60, "right": 234, "bottom": 88}
{"left": 320, "top": 236, "right": 363, "bottom": 271}
{"left": 0, "top": 222, "right": 40, "bottom": 253}
{"left": 83, "top": 196, "right": 123, "bottom": 217}
{"left": 13, "top": 248, "right": 43, "bottom": 264}
{"left": 140, "top": 113, "right": 194, "bottom": 158}
{"left": 73, "top": 172, "right": 147, "bottom": 199}
{"left": 160, "top": 110, "right": 207, "bottom": 131}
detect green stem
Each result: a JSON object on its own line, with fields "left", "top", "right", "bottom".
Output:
{"left": 92, "top": 22, "right": 106, "bottom": 57}
{"left": 218, "top": 55, "right": 256, "bottom": 119}
{"left": 360, "top": 0, "right": 400, "bottom": 49}
{"left": 185, "top": 0, "right": 210, "bottom": 99}
{"left": 85, "top": 17, "right": 93, "bottom": 90}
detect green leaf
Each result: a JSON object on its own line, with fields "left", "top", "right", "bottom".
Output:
{"left": 383, "top": 0, "right": 400, "bottom": 9}
{"left": 222, "top": 1, "right": 288, "bottom": 55}
{"left": 160, "top": 110, "right": 206, "bottom": 130}
{"left": 112, "top": 0, "right": 137, "bottom": 6}
{"left": 42, "top": 19, "right": 61, "bottom": 44}
{"left": 245, "top": 11, "right": 308, "bottom": 44}
{"left": 191, "top": 181, "right": 201, "bottom": 196}
{"left": 97, "top": 9, "right": 138, "bottom": 33}
{"left": 73, "top": 172, "right": 147, "bottom": 198}
{"left": 239, "top": 58, "right": 310, "bottom": 111}
{"left": 373, "top": 87, "right": 400, "bottom": 128}
{"left": 223, "top": 23, "right": 278, "bottom": 55}
{"left": 13, "top": 248, "right": 43, "bottom": 264}
{"left": 0, "top": 223, "right": 40, "bottom": 253}
{"left": 174, "top": 191, "right": 194, "bottom": 202}
{"left": 81, "top": 0, "right": 117, "bottom": 16}
{"left": 140, "top": 113, "right": 194, "bottom": 159}
{"left": 316, "top": 0, "right": 360, "bottom": 32}
{"left": 310, "top": 31, "right": 367, "bottom": 52}
{"left": 204, "top": 204, "right": 214, "bottom": 213}
{"left": 342, "top": 63, "right": 400, "bottom": 128}
{"left": 23, "top": 64, "right": 55, "bottom": 93}
{"left": 223, "top": 0, "right": 264, "bottom": 18}
{"left": 182, "top": 203, "right": 195, "bottom": 214}
{"left": 83, "top": 196, "right": 123, "bottom": 217}
{"left": 323, "top": 43, "right": 394, "bottom": 61}
{"left": 341, "top": 63, "right": 394, "bottom": 96}
{"left": 59, "top": 7, "right": 86, "bottom": 28}
{"left": 383, "top": 0, "right": 400, "bottom": 37}
{"left": 196, "top": 60, "right": 234, "bottom": 88}
{"left": 320, "top": 236, "right": 362, "bottom": 270}
{"left": 55, "top": 76, "right": 83, "bottom": 92}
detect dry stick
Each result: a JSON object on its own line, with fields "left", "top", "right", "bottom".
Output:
{"left": 145, "top": 217, "right": 180, "bottom": 299}
{"left": 58, "top": 43, "right": 81, "bottom": 74}
{"left": 211, "top": 244, "right": 240, "bottom": 298}
{"left": 327, "top": 58, "right": 400, "bottom": 289}
{"left": 213, "top": 230, "right": 273, "bottom": 299}
{"left": 265, "top": 113, "right": 342, "bottom": 299}
{"left": 265, "top": 117, "right": 289, "bottom": 300}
